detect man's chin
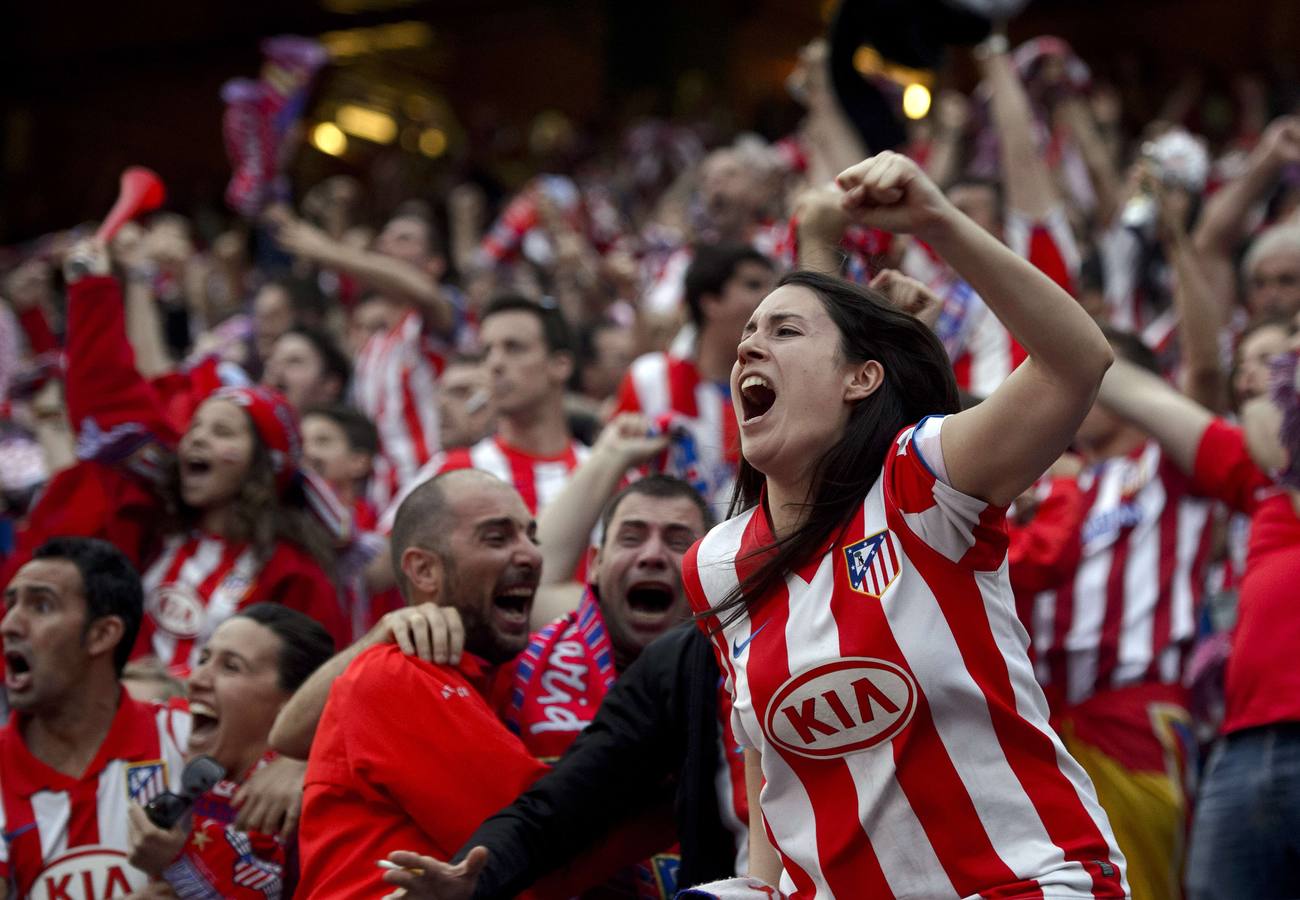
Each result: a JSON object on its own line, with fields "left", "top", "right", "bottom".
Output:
{"left": 483, "top": 632, "right": 528, "bottom": 665}
{"left": 458, "top": 619, "right": 523, "bottom": 665}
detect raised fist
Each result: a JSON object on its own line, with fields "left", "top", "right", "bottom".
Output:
{"left": 835, "top": 152, "right": 953, "bottom": 238}
{"left": 62, "top": 238, "right": 111, "bottom": 284}
{"left": 1259, "top": 116, "right": 1300, "bottom": 168}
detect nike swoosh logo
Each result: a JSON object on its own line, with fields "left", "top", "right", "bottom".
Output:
{"left": 732, "top": 622, "right": 768, "bottom": 659}
{"left": 2, "top": 822, "right": 36, "bottom": 844}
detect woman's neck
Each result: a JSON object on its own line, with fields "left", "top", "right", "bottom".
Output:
{"left": 765, "top": 476, "right": 812, "bottom": 539}
{"left": 230, "top": 743, "right": 269, "bottom": 784}
{"left": 199, "top": 504, "right": 236, "bottom": 537}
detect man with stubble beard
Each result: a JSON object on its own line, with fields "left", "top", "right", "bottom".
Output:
{"left": 292, "top": 469, "right": 549, "bottom": 900}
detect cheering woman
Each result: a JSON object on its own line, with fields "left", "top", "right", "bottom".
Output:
{"left": 684, "top": 152, "right": 1129, "bottom": 899}
{"left": 4, "top": 240, "right": 349, "bottom": 676}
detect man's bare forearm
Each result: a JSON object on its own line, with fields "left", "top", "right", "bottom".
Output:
{"left": 269, "top": 637, "right": 374, "bottom": 758}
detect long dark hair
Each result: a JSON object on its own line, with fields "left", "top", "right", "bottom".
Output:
{"left": 161, "top": 429, "right": 338, "bottom": 581}
{"left": 711, "top": 269, "right": 960, "bottom": 628}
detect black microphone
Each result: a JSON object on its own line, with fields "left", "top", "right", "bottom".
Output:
{"left": 144, "top": 756, "right": 227, "bottom": 828}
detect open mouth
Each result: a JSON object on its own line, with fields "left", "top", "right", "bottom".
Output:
{"left": 182, "top": 458, "right": 213, "bottom": 477}
{"left": 627, "top": 583, "right": 674, "bottom": 615}
{"left": 188, "top": 700, "right": 220, "bottom": 743}
{"left": 738, "top": 373, "right": 777, "bottom": 423}
{"left": 5, "top": 650, "right": 32, "bottom": 693}
{"left": 491, "top": 584, "right": 536, "bottom": 633}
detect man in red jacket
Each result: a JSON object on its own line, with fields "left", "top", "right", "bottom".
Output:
{"left": 294, "top": 469, "right": 549, "bottom": 899}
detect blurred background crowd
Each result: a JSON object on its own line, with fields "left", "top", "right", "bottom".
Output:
{"left": 4, "top": 0, "right": 1300, "bottom": 897}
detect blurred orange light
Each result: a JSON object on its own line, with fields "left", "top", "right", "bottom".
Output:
{"left": 418, "top": 128, "right": 447, "bottom": 158}
{"left": 311, "top": 122, "right": 348, "bottom": 157}
{"left": 336, "top": 105, "right": 398, "bottom": 144}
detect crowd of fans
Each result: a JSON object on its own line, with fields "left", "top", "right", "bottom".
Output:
{"left": 2, "top": 13, "right": 1300, "bottom": 900}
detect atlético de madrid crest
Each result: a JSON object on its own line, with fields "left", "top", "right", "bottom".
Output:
{"left": 843, "top": 529, "right": 900, "bottom": 598}
{"left": 126, "top": 760, "right": 168, "bottom": 804}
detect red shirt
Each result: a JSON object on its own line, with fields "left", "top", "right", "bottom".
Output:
{"left": 353, "top": 310, "right": 455, "bottom": 511}
{"left": 1191, "top": 419, "right": 1300, "bottom": 733}
{"left": 164, "top": 755, "right": 285, "bottom": 899}
{"left": 380, "top": 434, "right": 589, "bottom": 530}
{"left": 297, "top": 645, "right": 546, "bottom": 900}
{"left": 133, "top": 532, "right": 346, "bottom": 678}
{"left": 1009, "top": 476, "right": 1086, "bottom": 601}
{"left": 0, "top": 690, "right": 190, "bottom": 897}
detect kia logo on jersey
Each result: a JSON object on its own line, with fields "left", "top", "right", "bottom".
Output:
{"left": 764, "top": 658, "right": 918, "bottom": 759}
{"left": 30, "top": 847, "right": 144, "bottom": 899}
{"left": 147, "top": 584, "right": 204, "bottom": 639}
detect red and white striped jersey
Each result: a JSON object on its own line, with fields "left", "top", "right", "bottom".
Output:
{"left": 1028, "top": 441, "right": 1214, "bottom": 708}
{"left": 903, "top": 206, "right": 1080, "bottom": 397}
{"left": 0, "top": 691, "right": 190, "bottom": 899}
{"left": 379, "top": 433, "right": 591, "bottom": 531}
{"left": 352, "top": 309, "right": 453, "bottom": 510}
{"left": 612, "top": 352, "right": 738, "bottom": 513}
{"left": 135, "top": 532, "right": 345, "bottom": 678}
{"left": 685, "top": 417, "right": 1127, "bottom": 899}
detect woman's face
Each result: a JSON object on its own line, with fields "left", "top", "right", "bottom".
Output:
{"left": 1234, "top": 324, "right": 1290, "bottom": 405}
{"left": 731, "top": 285, "right": 879, "bottom": 487}
{"left": 186, "top": 616, "right": 289, "bottom": 776}
{"left": 178, "top": 399, "right": 256, "bottom": 511}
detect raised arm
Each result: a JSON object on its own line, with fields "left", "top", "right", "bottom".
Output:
{"left": 794, "top": 39, "right": 869, "bottom": 187}
{"left": 1055, "top": 95, "right": 1122, "bottom": 227}
{"left": 978, "top": 35, "right": 1058, "bottom": 220}
{"left": 275, "top": 216, "right": 457, "bottom": 335}
{"left": 1192, "top": 116, "right": 1300, "bottom": 309}
{"left": 1154, "top": 178, "right": 1230, "bottom": 412}
{"left": 1094, "top": 356, "right": 1215, "bottom": 475}
{"left": 838, "top": 152, "right": 1111, "bottom": 506}
{"left": 924, "top": 91, "right": 971, "bottom": 189}
{"left": 793, "top": 189, "right": 850, "bottom": 276}
{"left": 536, "top": 414, "right": 667, "bottom": 587}
{"left": 61, "top": 240, "right": 178, "bottom": 449}
{"left": 269, "top": 604, "right": 464, "bottom": 758}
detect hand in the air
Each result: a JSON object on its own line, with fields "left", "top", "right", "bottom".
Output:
{"left": 835, "top": 151, "right": 954, "bottom": 239}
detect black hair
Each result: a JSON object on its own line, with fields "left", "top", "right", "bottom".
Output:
{"left": 599, "top": 475, "right": 715, "bottom": 545}
{"left": 264, "top": 275, "right": 330, "bottom": 327}
{"left": 233, "top": 603, "right": 335, "bottom": 692}
{"left": 481, "top": 294, "right": 575, "bottom": 356}
{"left": 301, "top": 404, "right": 380, "bottom": 457}
{"left": 709, "top": 270, "right": 960, "bottom": 628}
{"left": 684, "top": 243, "right": 774, "bottom": 330}
{"left": 1099, "top": 325, "right": 1161, "bottom": 376}
{"left": 570, "top": 318, "right": 628, "bottom": 393}
{"left": 32, "top": 537, "right": 143, "bottom": 676}
{"left": 281, "top": 324, "right": 352, "bottom": 398}
{"left": 388, "top": 202, "right": 442, "bottom": 254}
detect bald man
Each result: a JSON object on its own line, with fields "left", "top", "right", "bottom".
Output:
{"left": 293, "top": 471, "right": 548, "bottom": 900}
